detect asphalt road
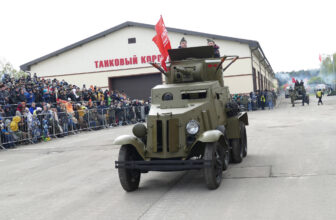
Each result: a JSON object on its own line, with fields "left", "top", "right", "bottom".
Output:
{"left": 1, "top": 95, "right": 336, "bottom": 220}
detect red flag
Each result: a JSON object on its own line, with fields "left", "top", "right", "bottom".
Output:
{"left": 292, "top": 77, "right": 296, "bottom": 83}
{"left": 152, "top": 16, "right": 171, "bottom": 71}
{"left": 319, "top": 54, "right": 322, "bottom": 62}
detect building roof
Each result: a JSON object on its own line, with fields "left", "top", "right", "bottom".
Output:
{"left": 20, "top": 21, "right": 274, "bottom": 74}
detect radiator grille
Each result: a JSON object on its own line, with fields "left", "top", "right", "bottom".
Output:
{"left": 152, "top": 119, "right": 179, "bottom": 153}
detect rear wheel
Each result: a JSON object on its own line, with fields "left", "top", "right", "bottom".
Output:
{"left": 241, "top": 122, "right": 247, "bottom": 157}
{"left": 203, "top": 142, "right": 224, "bottom": 190}
{"left": 230, "top": 138, "right": 243, "bottom": 163}
{"left": 118, "top": 145, "right": 141, "bottom": 192}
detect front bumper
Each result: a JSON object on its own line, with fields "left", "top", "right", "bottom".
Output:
{"left": 115, "top": 159, "right": 212, "bottom": 171}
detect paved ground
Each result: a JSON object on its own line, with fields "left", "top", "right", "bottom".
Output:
{"left": 1, "top": 95, "right": 336, "bottom": 220}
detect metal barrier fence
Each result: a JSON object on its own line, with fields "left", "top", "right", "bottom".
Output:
{"left": 0, "top": 106, "right": 148, "bottom": 149}
{"left": 0, "top": 100, "right": 108, "bottom": 109}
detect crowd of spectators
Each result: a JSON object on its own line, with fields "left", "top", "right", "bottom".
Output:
{"left": 0, "top": 71, "right": 278, "bottom": 149}
{"left": 0, "top": 72, "right": 150, "bottom": 149}
{"left": 232, "top": 89, "right": 278, "bottom": 111}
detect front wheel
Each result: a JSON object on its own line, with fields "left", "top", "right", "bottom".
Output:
{"left": 118, "top": 145, "right": 141, "bottom": 192}
{"left": 203, "top": 142, "right": 224, "bottom": 190}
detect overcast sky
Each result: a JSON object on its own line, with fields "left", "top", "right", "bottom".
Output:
{"left": 0, "top": 0, "right": 335, "bottom": 72}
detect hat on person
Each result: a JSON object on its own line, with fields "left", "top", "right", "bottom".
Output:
{"left": 180, "top": 37, "right": 187, "bottom": 43}
{"left": 207, "top": 39, "right": 215, "bottom": 43}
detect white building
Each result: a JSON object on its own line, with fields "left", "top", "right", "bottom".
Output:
{"left": 20, "top": 21, "right": 275, "bottom": 99}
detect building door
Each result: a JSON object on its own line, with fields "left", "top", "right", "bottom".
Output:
{"left": 109, "top": 73, "right": 162, "bottom": 100}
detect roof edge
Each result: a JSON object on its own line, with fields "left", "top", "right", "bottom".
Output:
{"left": 20, "top": 21, "right": 264, "bottom": 71}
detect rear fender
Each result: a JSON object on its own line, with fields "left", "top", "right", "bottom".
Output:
{"left": 237, "top": 112, "right": 249, "bottom": 126}
{"left": 226, "top": 112, "right": 249, "bottom": 139}
{"left": 113, "top": 135, "right": 145, "bottom": 159}
{"left": 226, "top": 117, "right": 241, "bottom": 139}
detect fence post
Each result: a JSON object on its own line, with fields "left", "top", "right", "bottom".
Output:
{"left": 52, "top": 113, "right": 57, "bottom": 138}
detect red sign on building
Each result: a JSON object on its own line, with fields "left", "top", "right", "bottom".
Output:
{"left": 94, "top": 54, "right": 162, "bottom": 69}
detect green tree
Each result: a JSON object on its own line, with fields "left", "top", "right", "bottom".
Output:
{"left": 320, "top": 53, "right": 336, "bottom": 74}
{"left": 308, "top": 76, "right": 324, "bottom": 84}
{"left": 320, "top": 53, "right": 336, "bottom": 86}
{"left": 0, "top": 60, "right": 27, "bottom": 80}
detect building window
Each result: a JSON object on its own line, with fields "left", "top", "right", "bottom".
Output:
{"left": 252, "top": 67, "right": 257, "bottom": 92}
{"left": 258, "top": 71, "right": 261, "bottom": 91}
{"left": 128, "top": 38, "right": 136, "bottom": 44}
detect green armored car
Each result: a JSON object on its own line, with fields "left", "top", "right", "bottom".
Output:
{"left": 114, "top": 46, "right": 248, "bottom": 191}
{"left": 289, "top": 83, "right": 309, "bottom": 107}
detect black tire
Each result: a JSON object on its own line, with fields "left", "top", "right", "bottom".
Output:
{"left": 222, "top": 145, "right": 230, "bottom": 171}
{"left": 118, "top": 145, "right": 141, "bottom": 192}
{"left": 203, "top": 142, "right": 224, "bottom": 190}
{"left": 230, "top": 138, "right": 243, "bottom": 163}
{"left": 216, "top": 126, "right": 230, "bottom": 170}
{"left": 240, "top": 122, "right": 247, "bottom": 157}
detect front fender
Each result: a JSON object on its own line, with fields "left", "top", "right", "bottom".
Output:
{"left": 113, "top": 135, "right": 146, "bottom": 159}
{"left": 197, "top": 130, "right": 223, "bottom": 143}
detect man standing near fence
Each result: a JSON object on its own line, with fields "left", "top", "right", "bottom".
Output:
{"left": 260, "top": 92, "right": 266, "bottom": 110}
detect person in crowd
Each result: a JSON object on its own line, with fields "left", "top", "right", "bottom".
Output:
{"left": 58, "top": 103, "right": 69, "bottom": 136}
{"left": 31, "top": 110, "right": 41, "bottom": 143}
{"left": 248, "top": 94, "right": 252, "bottom": 111}
{"left": 178, "top": 37, "right": 187, "bottom": 49}
{"left": 26, "top": 90, "right": 35, "bottom": 104}
{"left": 18, "top": 89, "right": 26, "bottom": 102}
{"left": 260, "top": 92, "right": 266, "bottom": 110}
{"left": 316, "top": 89, "right": 323, "bottom": 105}
{"left": 207, "top": 39, "right": 220, "bottom": 58}
{"left": 1, "top": 118, "right": 15, "bottom": 148}
{"left": 266, "top": 89, "right": 273, "bottom": 110}
{"left": 300, "top": 80, "right": 304, "bottom": 86}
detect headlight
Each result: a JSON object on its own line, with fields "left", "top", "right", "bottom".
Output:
{"left": 186, "top": 120, "right": 200, "bottom": 135}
